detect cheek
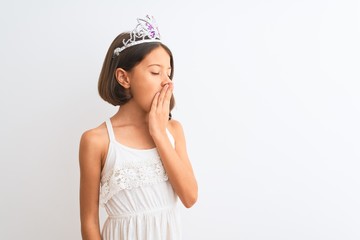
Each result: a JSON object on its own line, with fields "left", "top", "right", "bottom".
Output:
{"left": 132, "top": 81, "right": 159, "bottom": 107}
{"left": 143, "top": 77, "right": 161, "bottom": 96}
{"left": 145, "top": 86, "right": 160, "bottom": 104}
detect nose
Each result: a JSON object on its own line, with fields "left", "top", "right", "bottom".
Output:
{"left": 161, "top": 77, "right": 172, "bottom": 87}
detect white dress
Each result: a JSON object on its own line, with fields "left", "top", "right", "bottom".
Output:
{"left": 100, "top": 119, "right": 182, "bottom": 240}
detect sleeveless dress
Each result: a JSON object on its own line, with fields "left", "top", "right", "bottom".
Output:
{"left": 100, "top": 119, "right": 182, "bottom": 240}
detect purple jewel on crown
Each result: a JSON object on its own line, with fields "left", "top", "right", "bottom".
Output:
{"left": 113, "top": 15, "right": 161, "bottom": 56}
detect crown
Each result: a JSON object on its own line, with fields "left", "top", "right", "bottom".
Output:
{"left": 113, "top": 15, "right": 161, "bottom": 57}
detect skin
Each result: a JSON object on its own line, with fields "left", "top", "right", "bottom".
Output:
{"left": 79, "top": 46, "right": 198, "bottom": 239}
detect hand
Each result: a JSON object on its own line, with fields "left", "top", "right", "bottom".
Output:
{"left": 149, "top": 83, "right": 173, "bottom": 138}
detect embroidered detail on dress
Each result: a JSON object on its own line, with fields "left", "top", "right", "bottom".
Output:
{"left": 100, "top": 157, "right": 168, "bottom": 205}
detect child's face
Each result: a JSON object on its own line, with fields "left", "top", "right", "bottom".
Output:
{"left": 128, "top": 46, "right": 172, "bottom": 112}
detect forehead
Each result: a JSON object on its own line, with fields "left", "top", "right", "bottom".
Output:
{"left": 141, "top": 46, "right": 171, "bottom": 67}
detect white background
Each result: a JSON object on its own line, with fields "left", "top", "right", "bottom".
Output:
{"left": 1, "top": 0, "right": 359, "bottom": 239}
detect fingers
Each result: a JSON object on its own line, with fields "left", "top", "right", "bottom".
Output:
{"left": 151, "top": 91, "right": 160, "bottom": 112}
{"left": 158, "top": 84, "right": 169, "bottom": 106}
{"left": 163, "top": 83, "right": 173, "bottom": 108}
{"left": 151, "top": 83, "right": 173, "bottom": 113}
{"left": 159, "top": 83, "right": 173, "bottom": 106}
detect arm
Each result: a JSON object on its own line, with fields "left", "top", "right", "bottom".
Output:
{"left": 79, "top": 130, "right": 103, "bottom": 240}
{"left": 149, "top": 83, "right": 198, "bottom": 208}
{"left": 152, "top": 120, "right": 198, "bottom": 208}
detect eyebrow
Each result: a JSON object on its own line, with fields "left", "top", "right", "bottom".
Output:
{"left": 147, "top": 64, "right": 172, "bottom": 70}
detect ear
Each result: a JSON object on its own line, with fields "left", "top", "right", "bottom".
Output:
{"left": 115, "top": 68, "right": 131, "bottom": 89}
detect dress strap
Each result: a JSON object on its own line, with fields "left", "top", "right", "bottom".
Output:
{"left": 105, "top": 119, "right": 116, "bottom": 142}
{"left": 166, "top": 128, "right": 175, "bottom": 148}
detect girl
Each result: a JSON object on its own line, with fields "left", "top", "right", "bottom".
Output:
{"left": 79, "top": 15, "right": 198, "bottom": 240}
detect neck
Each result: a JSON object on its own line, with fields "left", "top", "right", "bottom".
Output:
{"left": 112, "top": 100, "right": 149, "bottom": 126}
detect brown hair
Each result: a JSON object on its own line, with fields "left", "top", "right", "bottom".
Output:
{"left": 98, "top": 32, "right": 175, "bottom": 116}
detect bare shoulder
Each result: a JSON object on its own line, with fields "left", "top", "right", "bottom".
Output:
{"left": 79, "top": 122, "right": 109, "bottom": 165}
{"left": 167, "top": 118, "right": 185, "bottom": 140}
{"left": 80, "top": 123, "right": 107, "bottom": 146}
{"left": 167, "top": 119, "right": 190, "bottom": 155}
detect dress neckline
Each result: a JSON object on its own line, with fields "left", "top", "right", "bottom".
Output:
{"left": 106, "top": 118, "right": 158, "bottom": 152}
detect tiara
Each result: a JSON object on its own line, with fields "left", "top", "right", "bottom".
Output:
{"left": 113, "top": 15, "right": 161, "bottom": 57}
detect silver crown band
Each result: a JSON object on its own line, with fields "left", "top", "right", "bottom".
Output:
{"left": 113, "top": 15, "right": 161, "bottom": 57}
{"left": 114, "top": 39, "right": 161, "bottom": 56}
